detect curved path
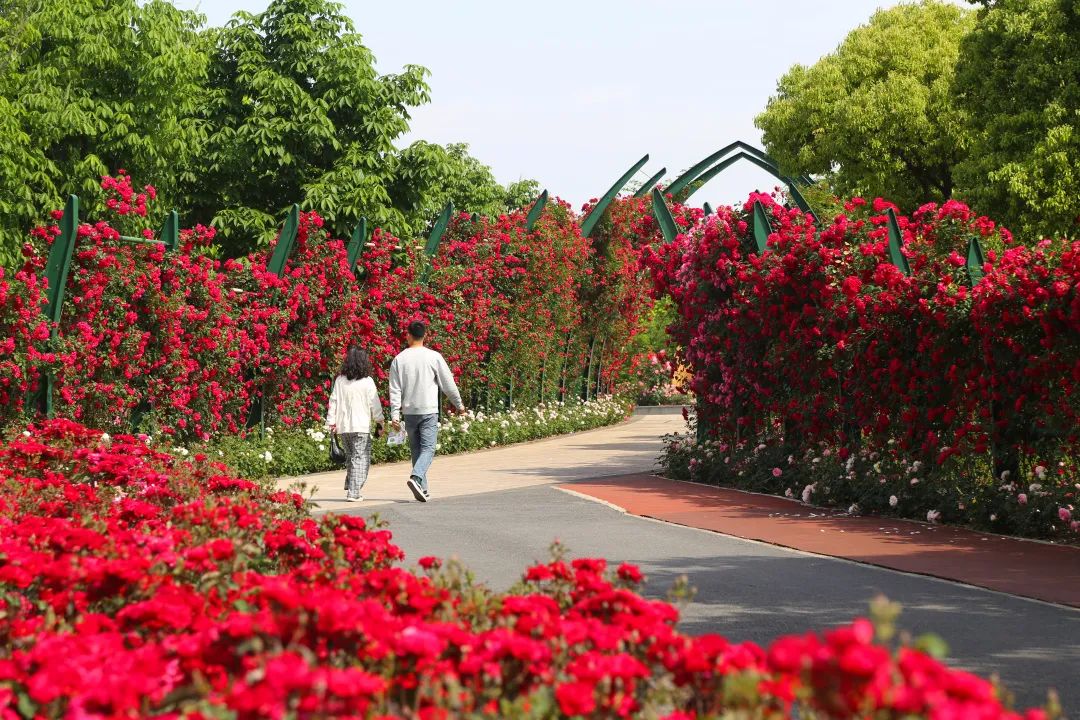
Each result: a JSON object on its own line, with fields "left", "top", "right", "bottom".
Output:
{"left": 282, "top": 410, "right": 1080, "bottom": 711}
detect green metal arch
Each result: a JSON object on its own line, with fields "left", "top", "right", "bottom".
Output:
{"left": 633, "top": 167, "right": 667, "bottom": 198}
{"left": 580, "top": 154, "right": 650, "bottom": 238}
{"left": 685, "top": 151, "right": 816, "bottom": 221}
{"left": 667, "top": 141, "right": 790, "bottom": 197}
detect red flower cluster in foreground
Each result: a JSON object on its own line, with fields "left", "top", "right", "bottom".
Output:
{"left": 0, "top": 420, "right": 1051, "bottom": 718}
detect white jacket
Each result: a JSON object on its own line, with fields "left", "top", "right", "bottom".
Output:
{"left": 326, "top": 375, "right": 384, "bottom": 434}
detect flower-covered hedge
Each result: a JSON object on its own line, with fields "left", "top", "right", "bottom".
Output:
{"left": 194, "top": 396, "right": 631, "bottom": 480}
{"left": 1, "top": 176, "right": 677, "bottom": 439}
{"left": 0, "top": 420, "right": 1058, "bottom": 719}
{"left": 655, "top": 194, "right": 1079, "bottom": 540}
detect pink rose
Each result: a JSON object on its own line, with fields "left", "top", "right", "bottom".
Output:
{"left": 772, "top": 467, "right": 782, "bottom": 477}
{"left": 1017, "top": 493, "right": 1028, "bottom": 505}
{"left": 1058, "top": 507, "right": 1072, "bottom": 523}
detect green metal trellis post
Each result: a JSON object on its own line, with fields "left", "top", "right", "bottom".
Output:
{"left": 594, "top": 338, "right": 606, "bottom": 397}
{"left": 248, "top": 204, "right": 303, "bottom": 435}
{"left": 160, "top": 210, "right": 179, "bottom": 251}
{"left": 31, "top": 195, "right": 80, "bottom": 416}
{"left": 667, "top": 141, "right": 817, "bottom": 222}
{"left": 668, "top": 141, "right": 792, "bottom": 196}
{"left": 651, "top": 188, "right": 679, "bottom": 244}
{"left": 583, "top": 337, "right": 597, "bottom": 401}
{"left": 580, "top": 154, "right": 650, "bottom": 239}
{"left": 346, "top": 217, "right": 369, "bottom": 269}
{"left": 525, "top": 190, "right": 548, "bottom": 232}
{"left": 684, "top": 151, "right": 817, "bottom": 221}
{"left": 884, "top": 208, "right": 912, "bottom": 276}
{"left": 426, "top": 202, "right": 454, "bottom": 257}
{"left": 539, "top": 356, "right": 547, "bottom": 404}
{"left": 751, "top": 200, "right": 772, "bottom": 253}
{"left": 966, "top": 236, "right": 986, "bottom": 286}
{"left": 632, "top": 167, "right": 667, "bottom": 198}
{"left": 418, "top": 201, "right": 453, "bottom": 285}
{"left": 266, "top": 204, "right": 300, "bottom": 277}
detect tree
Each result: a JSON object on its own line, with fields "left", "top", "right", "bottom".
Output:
{"left": 0, "top": 0, "right": 207, "bottom": 266}
{"left": 755, "top": 1, "right": 974, "bottom": 212}
{"left": 192, "top": 0, "right": 432, "bottom": 253}
{"left": 953, "top": 0, "right": 1080, "bottom": 239}
{"left": 389, "top": 141, "right": 540, "bottom": 227}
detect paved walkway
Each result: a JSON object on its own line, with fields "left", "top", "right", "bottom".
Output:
{"left": 286, "top": 408, "right": 1080, "bottom": 709}
{"left": 276, "top": 411, "right": 684, "bottom": 513}
{"left": 282, "top": 409, "right": 1079, "bottom": 608}
{"left": 358, "top": 485, "right": 1080, "bottom": 711}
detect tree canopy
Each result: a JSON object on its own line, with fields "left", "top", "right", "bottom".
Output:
{"left": 755, "top": 1, "right": 974, "bottom": 213}
{"left": 192, "top": 0, "right": 431, "bottom": 251}
{"left": 389, "top": 142, "right": 540, "bottom": 226}
{"left": 0, "top": 0, "right": 207, "bottom": 266}
{"left": 953, "top": 0, "right": 1080, "bottom": 239}
{"left": 0, "top": 0, "right": 534, "bottom": 263}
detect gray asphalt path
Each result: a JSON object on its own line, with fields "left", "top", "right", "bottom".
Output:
{"left": 353, "top": 486, "right": 1080, "bottom": 712}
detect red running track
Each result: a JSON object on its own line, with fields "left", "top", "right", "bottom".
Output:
{"left": 561, "top": 474, "right": 1080, "bottom": 608}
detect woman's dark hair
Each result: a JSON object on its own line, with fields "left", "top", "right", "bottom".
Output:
{"left": 339, "top": 346, "right": 372, "bottom": 381}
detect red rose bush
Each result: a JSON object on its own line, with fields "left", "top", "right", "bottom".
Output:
{"left": 0, "top": 176, "right": 651, "bottom": 443}
{"left": 0, "top": 419, "right": 1056, "bottom": 719}
{"left": 658, "top": 194, "right": 1079, "bottom": 540}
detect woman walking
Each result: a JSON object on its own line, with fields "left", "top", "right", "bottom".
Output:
{"left": 327, "top": 346, "right": 384, "bottom": 502}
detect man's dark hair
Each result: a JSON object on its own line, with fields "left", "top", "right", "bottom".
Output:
{"left": 408, "top": 320, "right": 427, "bottom": 340}
{"left": 339, "top": 346, "right": 372, "bottom": 380}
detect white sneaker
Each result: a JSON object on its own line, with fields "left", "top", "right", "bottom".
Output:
{"left": 346, "top": 496, "right": 363, "bottom": 503}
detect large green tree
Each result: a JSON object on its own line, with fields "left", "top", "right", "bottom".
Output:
{"left": 0, "top": 0, "right": 535, "bottom": 264}
{"left": 0, "top": 0, "right": 207, "bottom": 266}
{"left": 953, "top": 0, "right": 1080, "bottom": 238}
{"left": 755, "top": 1, "right": 974, "bottom": 211}
{"left": 389, "top": 141, "right": 539, "bottom": 224}
{"left": 192, "top": 0, "right": 432, "bottom": 252}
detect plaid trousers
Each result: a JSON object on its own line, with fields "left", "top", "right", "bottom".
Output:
{"left": 340, "top": 432, "right": 372, "bottom": 499}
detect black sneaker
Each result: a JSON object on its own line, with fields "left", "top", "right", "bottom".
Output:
{"left": 406, "top": 478, "right": 428, "bottom": 503}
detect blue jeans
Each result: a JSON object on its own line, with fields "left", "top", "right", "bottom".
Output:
{"left": 404, "top": 413, "right": 439, "bottom": 492}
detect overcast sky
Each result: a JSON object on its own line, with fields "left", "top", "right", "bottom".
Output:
{"left": 172, "top": 0, "right": 949, "bottom": 211}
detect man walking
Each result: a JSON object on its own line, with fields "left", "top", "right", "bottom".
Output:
{"left": 389, "top": 320, "right": 465, "bottom": 502}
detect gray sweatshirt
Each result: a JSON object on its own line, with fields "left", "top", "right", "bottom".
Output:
{"left": 388, "top": 346, "right": 464, "bottom": 420}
